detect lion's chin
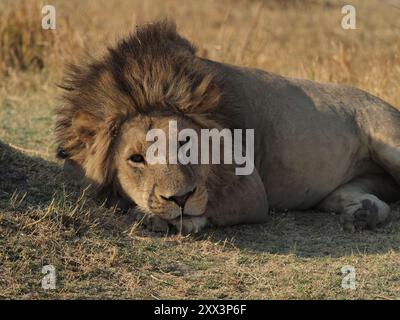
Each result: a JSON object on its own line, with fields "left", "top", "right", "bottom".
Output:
{"left": 147, "top": 206, "right": 206, "bottom": 221}
{"left": 140, "top": 197, "right": 207, "bottom": 220}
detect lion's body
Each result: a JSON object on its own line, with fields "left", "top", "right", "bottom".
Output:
{"left": 209, "top": 62, "right": 400, "bottom": 210}
{"left": 56, "top": 21, "right": 400, "bottom": 233}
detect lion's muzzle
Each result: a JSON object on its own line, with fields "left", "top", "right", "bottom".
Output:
{"left": 161, "top": 187, "right": 196, "bottom": 208}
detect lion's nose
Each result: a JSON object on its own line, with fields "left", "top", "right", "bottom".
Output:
{"left": 163, "top": 188, "right": 196, "bottom": 208}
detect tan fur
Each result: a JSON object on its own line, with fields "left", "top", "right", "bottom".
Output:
{"left": 56, "top": 20, "right": 400, "bottom": 234}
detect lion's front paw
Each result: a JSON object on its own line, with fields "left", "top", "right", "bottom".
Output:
{"left": 130, "top": 209, "right": 170, "bottom": 233}
{"left": 169, "top": 216, "right": 209, "bottom": 235}
{"left": 143, "top": 215, "right": 170, "bottom": 233}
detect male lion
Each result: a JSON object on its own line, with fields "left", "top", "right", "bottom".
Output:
{"left": 56, "top": 21, "right": 400, "bottom": 234}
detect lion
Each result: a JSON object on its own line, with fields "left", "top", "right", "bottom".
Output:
{"left": 56, "top": 21, "right": 400, "bottom": 234}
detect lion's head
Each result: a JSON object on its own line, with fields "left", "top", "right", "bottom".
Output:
{"left": 113, "top": 114, "right": 212, "bottom": 220}
{"left": 56, "top": 21, "right": 231, "bottom": 220}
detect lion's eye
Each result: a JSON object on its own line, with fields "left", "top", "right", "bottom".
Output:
{"left": 128, "top": 154, "right": 145, "bottom": 163}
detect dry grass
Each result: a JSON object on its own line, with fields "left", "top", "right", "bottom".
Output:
{"left": 1, "top": 0, "right": 400, "bottom": 299}
{"left": 0, "top": 1, "right": 81, "bottom": 77}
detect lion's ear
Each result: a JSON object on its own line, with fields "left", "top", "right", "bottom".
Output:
{"left": 72, "top": 111, "right": 97, "bottom": 146}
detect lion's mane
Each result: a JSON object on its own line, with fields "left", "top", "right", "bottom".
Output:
{"left": 55, "top": 21, "right": 229, "bottom": 190}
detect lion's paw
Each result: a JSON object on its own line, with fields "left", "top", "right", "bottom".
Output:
{"left": 340, "top": 196, "right": 390, "bottom": 232}
{"left": 169, "top": 216, "right": 208, "bottom": 235}
{"left": 130, "top": 209, "right": 170, "bottom": 233}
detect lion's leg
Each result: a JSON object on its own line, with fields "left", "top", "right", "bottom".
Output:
{"left": 372, "top": 142, "right": 400, "bottom": 186}
{"left": 318, "top": 173, "right": 400, "bottom": 231}
{"left": 207, "top": 167, "right": 269, "bottom": 226}
{"left": 359, "top": 103, "right": 400, "bottom": 186}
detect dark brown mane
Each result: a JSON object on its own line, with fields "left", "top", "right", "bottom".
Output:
{"left": 55, "top": 20, "right": 223, "bottom": 187}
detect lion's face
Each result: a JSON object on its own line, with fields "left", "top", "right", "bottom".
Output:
{"left": 114, "top": 114, "right": 210, "bottom": 220}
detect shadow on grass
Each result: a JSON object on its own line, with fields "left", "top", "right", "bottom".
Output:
{"left": 0, "top": 141, "right": 64, "bottom": 210}
{"left": 208, "top": 209, "right": 400, "bottom": 258}
{"left": 1, "top": 140, "right": 399, "bottom": 258}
